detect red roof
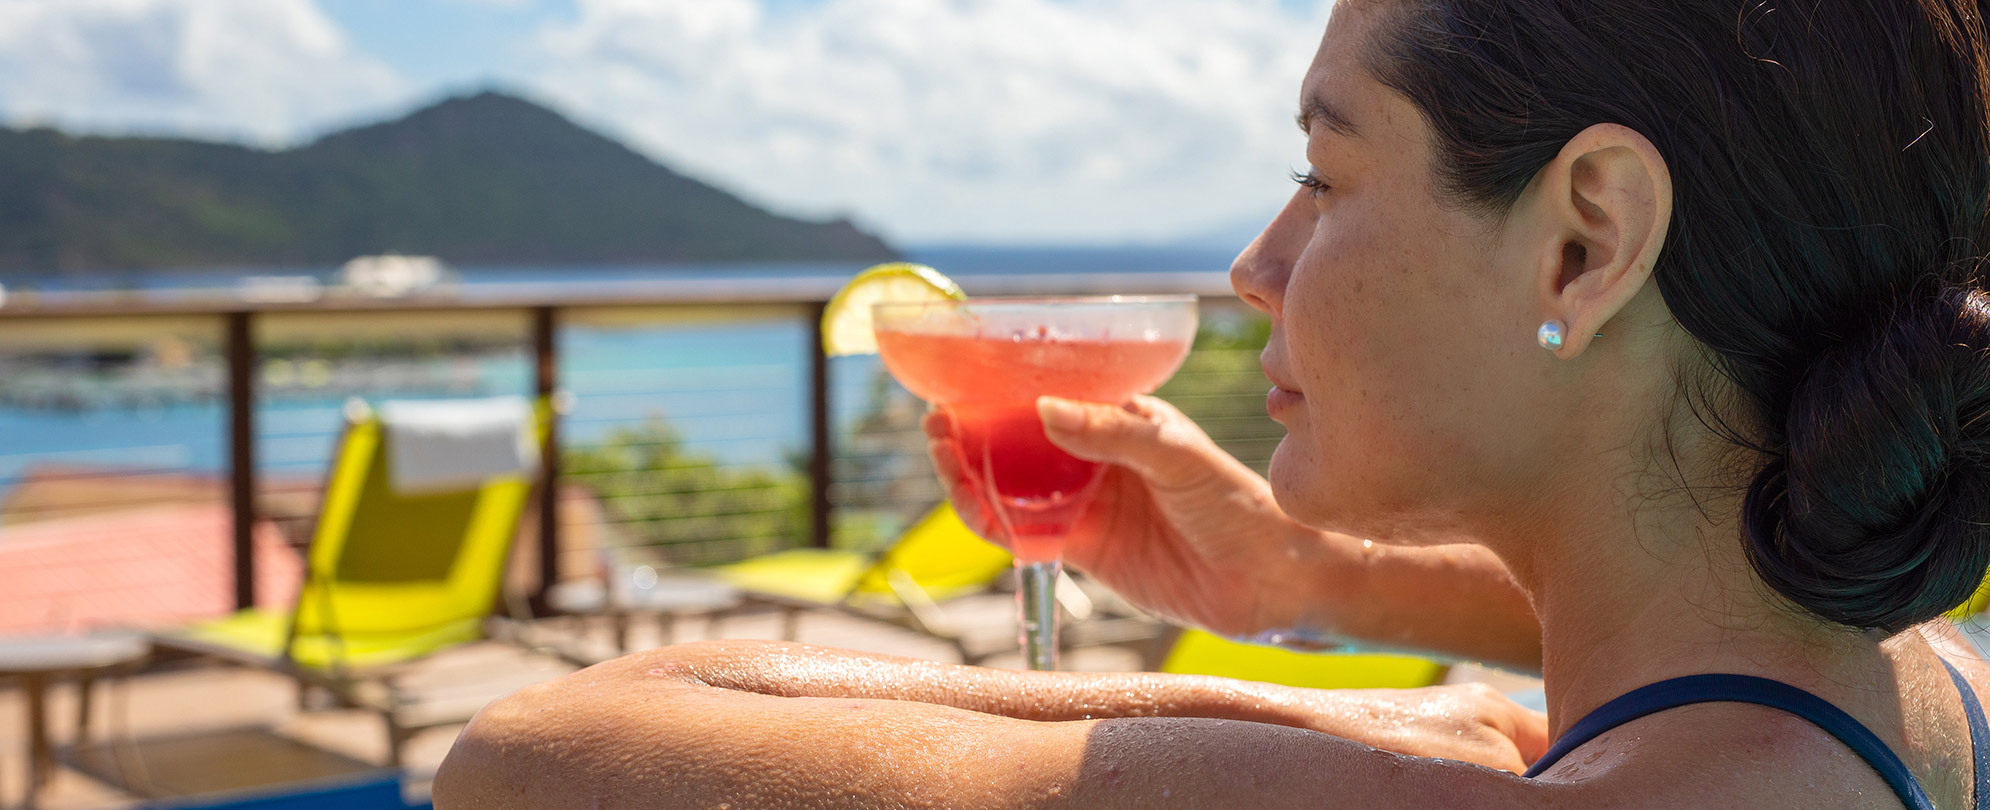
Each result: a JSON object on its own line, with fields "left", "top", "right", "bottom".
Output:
{"left": 0, "top": 503, "right": 302, "bottom": 634}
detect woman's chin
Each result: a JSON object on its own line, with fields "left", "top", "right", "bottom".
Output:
{"left": 1269, "top": 438, "right": 1365, "bottom": 534}
{"left": 1268, "top": 435, "right": 1429, "bottom": 542}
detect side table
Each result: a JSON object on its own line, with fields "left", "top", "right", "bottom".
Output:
{"left": 548, "top": 570, "right": 742, "bottom": 656}
{"left": 0, "top": 632, "right": 149, "bottom": 809}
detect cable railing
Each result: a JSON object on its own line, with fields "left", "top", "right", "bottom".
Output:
{"left": 0, "top": 275, "right": 1276, "bottom": 616}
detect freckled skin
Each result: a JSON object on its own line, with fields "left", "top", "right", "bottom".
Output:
{"left": 436, "top": 3, "right": 1990, "bottom": 808}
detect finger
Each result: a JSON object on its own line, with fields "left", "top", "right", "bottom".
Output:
{"left": 1121, "top": 393, "right": 1188, "bottom": 422}
{"left": 1513, "top": 706, "right": 1552, "bottom": 765}
{"left": 1037, "top": 395, "right": 1212, "bottom": 486}
{"left": 1464, "top": 686, "right": 1552, "bottom": 766}
{"left": 926, "top": 436, "right": 1000, "bottom": 542}
{"left": 926, "top": 436, "right": 969, "bottom": 490}
{"left": 921, "top": 407, "right": 953, "bottom": 440}
{"left": 927, "top": 436, "right": 979, "bottom": 495}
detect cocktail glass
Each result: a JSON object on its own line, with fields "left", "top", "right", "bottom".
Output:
{"left": 872, "top": 296, "right": 1198, "bottom": 670}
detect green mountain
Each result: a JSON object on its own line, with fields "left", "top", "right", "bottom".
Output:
{"left": 0, "top": 91, "right": 895, "bottom": 272}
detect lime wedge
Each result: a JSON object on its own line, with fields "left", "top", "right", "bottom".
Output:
{"left": 821, "top": 263, "right": 965, "bottom": 356}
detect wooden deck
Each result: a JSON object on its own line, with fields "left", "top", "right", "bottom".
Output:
{"left": 0, "top": 598, "right": 1537, "bottom": 809}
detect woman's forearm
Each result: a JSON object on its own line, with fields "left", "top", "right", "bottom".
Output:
{"left": 433, "top": 642, "right": 1547, "bottom": 810}
{"left": 665, "top": 638, "right": 1333, "bottom": 724}
{"left": 1277, "top": 534, "right": 1543, "bottom": 673}
{"left": 556, "top": 641, "right": 1544, "bottom": 767}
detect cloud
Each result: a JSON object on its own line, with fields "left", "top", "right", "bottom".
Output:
{"left": 0, "top": 0, "right": 404, "bottom": 145}
{"left": 530, "top": 0, "right": 1334, "bottom": 244}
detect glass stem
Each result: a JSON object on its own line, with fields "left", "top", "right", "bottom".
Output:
{"left": 1017, "top": 559, "right": 1061, "bottom": 671}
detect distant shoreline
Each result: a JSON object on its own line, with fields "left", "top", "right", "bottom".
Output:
{"left": 0, "top": 244, "right": 1244, "bottom": 292}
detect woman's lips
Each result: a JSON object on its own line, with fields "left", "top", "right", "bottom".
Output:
{"left": 1266, "top": 385, "right": 1305, "bottom": 416}
{"left": 1261, "top": 350, "right": 1302, "bottom": 416}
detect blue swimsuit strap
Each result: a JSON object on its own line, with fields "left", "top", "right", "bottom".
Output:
{"left": 1523, "top": 672, "right": 1937, "bottom": 810}
{"left": 1938, "top": 657, "right": 1990, "bottom": 810}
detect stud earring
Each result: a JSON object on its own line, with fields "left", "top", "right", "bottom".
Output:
{"left": 1538, "top": 320, "right": 1567, "bottom": 351}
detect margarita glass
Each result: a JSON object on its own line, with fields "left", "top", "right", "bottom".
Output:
{"left": 872, "top": 296, "right": 1198, "bottom": 670}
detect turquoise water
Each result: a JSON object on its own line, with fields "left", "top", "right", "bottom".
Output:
{"left": 0, "top": 298, "right": 873, "bottom": 491}
{"left": 0, "top": 246, "right": 1241, "bottom": 495}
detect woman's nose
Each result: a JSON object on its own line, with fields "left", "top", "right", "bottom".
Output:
{"left": 1230, "top": 188, "right": 1309, "bottom": 320}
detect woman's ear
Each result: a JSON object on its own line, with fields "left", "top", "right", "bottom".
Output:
{"left": 1525, "top": 123, "right": 1673, "bottom": 359}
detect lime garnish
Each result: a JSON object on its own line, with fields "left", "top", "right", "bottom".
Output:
{"left": 820, "top": 262, "right": 965, "bottom": 356}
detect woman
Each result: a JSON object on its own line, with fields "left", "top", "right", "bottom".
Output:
{"left": 436, "top": 0, "right": 1990, "bottom": 806}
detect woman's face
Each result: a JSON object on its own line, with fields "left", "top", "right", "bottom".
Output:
{"left": 1234, "top": 3, "right": 1568, "bottom": 541}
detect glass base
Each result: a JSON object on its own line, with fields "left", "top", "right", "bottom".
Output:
{"left": 1017, "top": 560, "right": 1061, "bottom": 671}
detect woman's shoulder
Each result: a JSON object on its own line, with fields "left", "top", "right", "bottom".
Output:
{"left": 1920, "top": 619, "right": 1990, "bottom": 788}
{"left": 1530, "top": 698, "right": 1907, "bottom": 809}
{"left": 1532, "top": 629, "right": 1989, "bottom": 810}
{"left": 1922, "top": 621, "right": 1990, "bottom": 685}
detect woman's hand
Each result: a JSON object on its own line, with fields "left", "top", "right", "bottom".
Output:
{"left": 928, "top": 395, "right": 1546, "bottom": 672}
{"left": 927, "top": 395, "right": 1327, "bottom": 636}
{"left": 1324, "top": 683, "right": 1550, "bottom": 774}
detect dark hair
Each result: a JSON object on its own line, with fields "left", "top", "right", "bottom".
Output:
{"left": 1370, "top": 0, "right": 1990, "bottom": 633}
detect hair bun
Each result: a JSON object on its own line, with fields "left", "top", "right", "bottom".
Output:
{"left": 1742, "top": 284, "right": 1990, "bottom": 633}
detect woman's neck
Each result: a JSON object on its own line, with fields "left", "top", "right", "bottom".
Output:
{"left": 1492, "top": 435, "right": 1882, "bottom": 739}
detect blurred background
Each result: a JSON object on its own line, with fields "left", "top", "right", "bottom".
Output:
{"left": 0, "top": 2, "right": 1514, "bottom": 809}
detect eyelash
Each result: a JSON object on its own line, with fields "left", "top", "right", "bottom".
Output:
{"left": 1290, "top": 168, "right": 1331, "bottom": 196}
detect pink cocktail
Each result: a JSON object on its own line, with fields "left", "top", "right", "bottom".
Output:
{"left": 873, "top": 296, "right": 1198, "bottom": 670}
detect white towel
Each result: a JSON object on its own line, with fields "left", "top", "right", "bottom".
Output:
{"left": 379, "top": 396, "right": 539, "bottom": 495}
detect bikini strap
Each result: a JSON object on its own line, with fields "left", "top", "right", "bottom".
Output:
{"left": 1938, "top": 657, "right": 1990, "bottom": 810}
{"left": 1523, "top": 673, "right": 1934, "bottom": 810}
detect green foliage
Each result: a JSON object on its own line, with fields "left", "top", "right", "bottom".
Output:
{"left": 830, "top": 369, "right": 942, "bottom": 552}
{"left": 1155, "top": 307, "right": 1283, "bottom": 474}
{"left": 0, "top": 92, "right": 896, "bottom": 273}
{"left": 564, "top": 418, "right": 809, "bottom": 566}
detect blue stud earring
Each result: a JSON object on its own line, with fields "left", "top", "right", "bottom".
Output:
{"left": 1538, "top": 320, "right": 1567, "bottom": 351}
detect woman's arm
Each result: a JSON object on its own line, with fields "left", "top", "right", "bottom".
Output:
{"left": 939, "top": 398, "right": 1543, "bottom": 672}
{"left": 1273, "top": 536, "right": 1542, "bottom": 669}
{"left": 434, "top": 642, "right": 1555, "bottom": 810}
{"left": 559, "top": 641, "right": 1548, "bottom": 764}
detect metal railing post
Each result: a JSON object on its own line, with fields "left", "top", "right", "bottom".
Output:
{"left": 808, "top": 302, "right": 832, "bottom": 550}
{"left": 532, "top": 307, "right": 561, "bottom": 611}
{"left": 226, "top": 311, "right": 257, "bottom": 610}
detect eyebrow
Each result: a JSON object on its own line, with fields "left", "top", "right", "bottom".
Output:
{"left": 1296, "top": 95, "right": 1360, "bottom": 138}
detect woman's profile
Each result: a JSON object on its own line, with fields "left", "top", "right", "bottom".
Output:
{"left": 435, "top": 0, "right": 1990, "bottom": 807}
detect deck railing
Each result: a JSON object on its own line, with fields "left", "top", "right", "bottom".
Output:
{"left": 0, "top": 271, "right": 1267, "bottom": 615}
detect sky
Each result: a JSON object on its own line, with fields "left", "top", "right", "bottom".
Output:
{"left": 0, "top": 0, "right": 1336, "bottom": 246}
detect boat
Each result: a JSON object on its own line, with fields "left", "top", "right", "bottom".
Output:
{"left": 339, "top": 254, "right": 455, "bottom": 298}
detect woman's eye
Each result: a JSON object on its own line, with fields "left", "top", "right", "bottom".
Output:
{"left": 1290, "top": 168, "right": 1331, "bottom": 197}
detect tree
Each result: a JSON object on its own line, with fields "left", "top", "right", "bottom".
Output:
{"left": 564, "top": 419, "right": 809, "bottom": 566}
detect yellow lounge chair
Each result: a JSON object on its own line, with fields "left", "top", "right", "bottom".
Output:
{"left": 1951, "top": 580, "right": 1990, "bottom": 620}
{"left": 1161, "top": 628, "right": 1448, "bottom": 689}
{"left": 711, "top": 503, "right": 1163, "bottom": 665}
{"left": 153, "top": 397, "right": 553, "bottom": 764}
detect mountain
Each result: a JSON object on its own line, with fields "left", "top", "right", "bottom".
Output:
{"left": 0, "top": 92, "right": 895, "bottom": 273}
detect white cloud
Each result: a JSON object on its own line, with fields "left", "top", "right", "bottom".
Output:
{"left": 530, "top": 0, "right": 1333, "bottom": 244}
{"left": 0, "top": 0, "right": 405, "bottom": 146}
